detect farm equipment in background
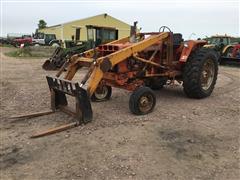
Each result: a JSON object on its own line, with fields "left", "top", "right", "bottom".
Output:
{"left": 0, "top": 37, "right": 11, "bottom": 46}
{"left": 204, "top": 35, "right": 240, "bottom": 65}
{"left": 11, "top": 35, "right": 33, "bottom": 47}
{"left": 42, "top": 42, "right": 92, "bottom": 70}
{"left": 32, "top": 32, "right": 61, "bottom": 47}
{"left": 0, "top": 34, "right": 32, "bottom": 47}
{"left": 1, "top": 33, "right": 61, "bottom": 48}
{"left": 220, "top": 43, "right": 240, "bottom": 65}
{"left": 42, "top": 25, "right": 119, "bottom": 70}
{"left": 12, "top": 23, "right": 219, "bottom": 138}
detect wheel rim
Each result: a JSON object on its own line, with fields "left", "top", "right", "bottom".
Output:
{"left": 201, "top": 59, "right": 215, "bottom": 90}
{"left": 138, "top": 94, "right": 154, "bottom": 113}
{"left": 94, "top": 86, "right": 108, "bottom": 100}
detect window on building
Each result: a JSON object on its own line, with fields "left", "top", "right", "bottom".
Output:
{"left": 75, "top": 28, "right": 81, "bottom": 41}
{"left": 86, "top": 25, "right": 118, "bottom": 46}
{"left": 87, "top": 28, "right": 95, "bottom": 41}
{"left": 102, "top": 29, "right": 118, "bottom": 42}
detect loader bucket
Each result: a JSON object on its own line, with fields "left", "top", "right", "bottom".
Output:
{"left": 46, "top": 76, "right": 93, "bottom": 123}
{"left": 42, "top": 60, "right": 58, "bottom": 70}
{"left": 42, "top": 47, "right": 65, "bottom": 70}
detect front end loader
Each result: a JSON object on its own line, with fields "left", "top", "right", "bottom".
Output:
{"left": 13, "top": 24, "right": 219, "bottom": 137}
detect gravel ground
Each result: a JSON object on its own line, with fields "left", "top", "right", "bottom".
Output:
{"left": 0, "top": 47, "right": 239, "bottom": 180}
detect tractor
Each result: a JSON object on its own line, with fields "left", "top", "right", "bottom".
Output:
{"left": 13, "top": 24, "right": 219, "bottom": 138}
{"left": 45, "top": 25, "right": 218, "bottom": 126}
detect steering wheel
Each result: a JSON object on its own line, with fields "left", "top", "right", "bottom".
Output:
{"left": 159, "top": 26, "right": 172, "bottom": 32}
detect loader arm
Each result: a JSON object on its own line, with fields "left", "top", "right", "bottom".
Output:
{"left": 87, "top": 32, "right": 169, "bottom": 96}
{"left": 71, "top": 36, "right": 131, "bottom": 59}
{"left": 61, "top": 36, "right": 133, "bottom": 80}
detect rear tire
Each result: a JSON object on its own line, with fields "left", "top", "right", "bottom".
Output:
{"left": 129, "top": 86, "right": 156, "bottom": 115}
{"left": 91, "top": 85, "right": 112, "bottom": 102}
{"left": 183, "top": 48, "right": 218, "bottom": 98}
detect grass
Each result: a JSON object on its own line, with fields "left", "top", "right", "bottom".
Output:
{"left": 4, "top": 47, "right": 52, "bottom": 58}
{"left": 5, "top": 51, "right": 48, "bottom": 58}
{"left": 0, "top": 44, "right": 15, "bottom": 48}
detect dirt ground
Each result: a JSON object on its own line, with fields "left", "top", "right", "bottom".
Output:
{"left": 0, "top": 46, "right": 239, "bottom": 180}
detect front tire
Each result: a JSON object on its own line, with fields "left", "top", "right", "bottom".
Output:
{"left": 91, "top": 85, "right": 112, "bottom": 102}
{"left": 183, "top": 48, "right": 218, "bottom": 98}
{"left": 129, "top": 86, "right": 156, "bottom": 115}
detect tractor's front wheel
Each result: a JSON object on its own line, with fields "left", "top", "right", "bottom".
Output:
{"left": 91, "top": 85, "right": 112, "bottom": 102}
{"left": 183, "top": 48, "right": 218, "bottom": 98}
{"left": 129, "top": 86, "right": 156, "bottom": 115}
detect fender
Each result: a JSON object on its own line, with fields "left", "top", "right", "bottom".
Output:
{"left": 222, "top": 44, "right": 234, "bottom": 54}
{"left": 179, "top": 40, "right": 207, "bottom": 62}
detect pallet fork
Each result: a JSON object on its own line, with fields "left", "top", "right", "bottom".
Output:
{"left": 11, "top": 77, "right": 93, "bottom": 138}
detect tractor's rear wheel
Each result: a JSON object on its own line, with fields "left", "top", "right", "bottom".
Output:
{"left": 91, "top": 85, "right": 112, "bottom": 102}
{"left": 183, "top": 48, "right": 218, "bottom": 98}
{"left": 129, "top": 86, "right": 156, "bottom": 115}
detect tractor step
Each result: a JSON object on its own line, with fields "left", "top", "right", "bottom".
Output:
{"left": 46, "top": 76, "right": 93, "bottom": 124}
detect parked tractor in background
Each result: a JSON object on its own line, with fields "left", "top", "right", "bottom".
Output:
{"left": 42, "top": 25, "right": 119, "bottom": 70}
{"left": 220, "top": 43, "right": 240, "bottom": 65}
{"left": 204, "top": 35, "right": 240, "bottom": 65}
{"left": 42, "top": 41, "right": 92, "bottom": 70}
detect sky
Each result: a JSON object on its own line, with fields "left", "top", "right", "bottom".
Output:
{"left": 0, "top": 0, "right": 239, "bottom": 39}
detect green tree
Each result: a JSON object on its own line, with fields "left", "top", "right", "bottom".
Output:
{"left": 38, "top": 19, "right": 47, "bottom": 29}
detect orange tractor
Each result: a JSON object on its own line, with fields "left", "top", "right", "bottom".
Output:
{"left": 13, "top": 24, "right": 219, "bottom": 137}
{"left": 46, "top": 25, "right": 218, "bottom": 121}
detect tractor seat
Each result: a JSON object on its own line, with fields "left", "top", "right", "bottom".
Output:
{"left": 173, "top": 33, "right": 183, "bottom": 46}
